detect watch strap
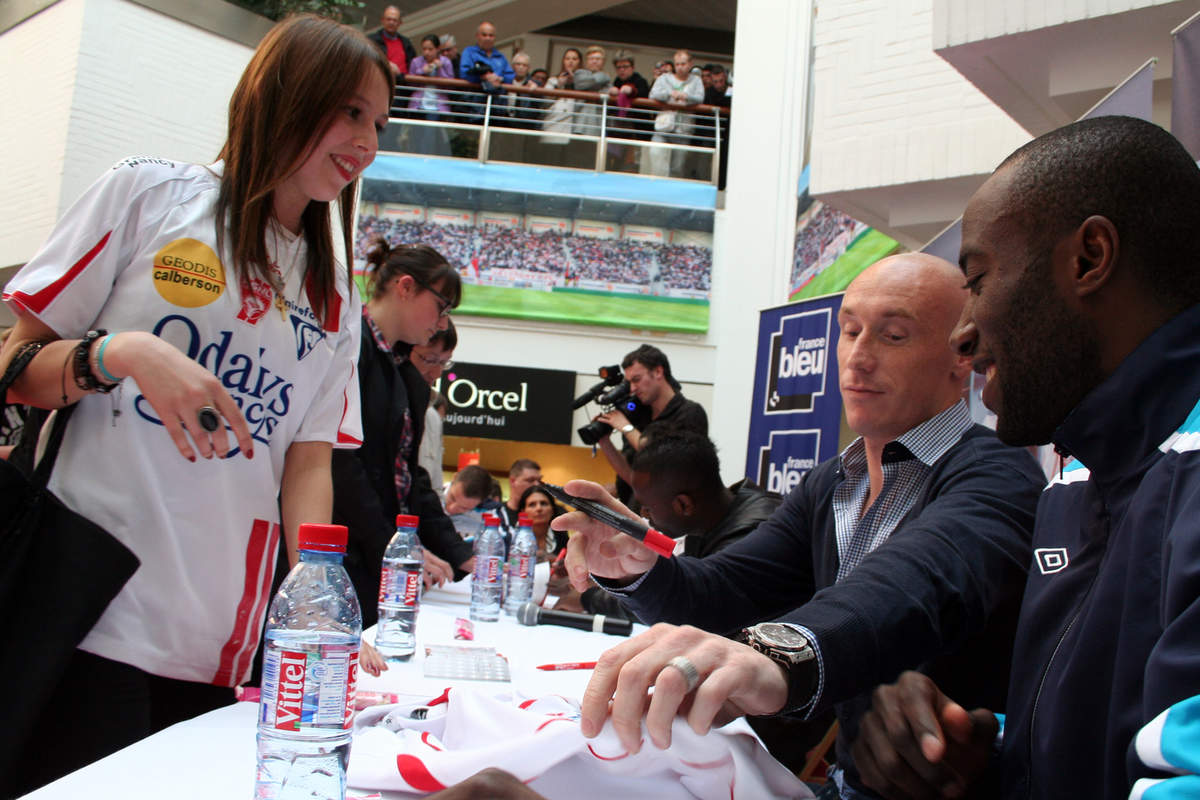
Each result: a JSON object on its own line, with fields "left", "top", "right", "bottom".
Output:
{"left": 743, "top": 624, "right": 820, "bottom": 712}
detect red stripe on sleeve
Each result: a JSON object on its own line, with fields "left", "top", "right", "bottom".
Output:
{"left": 336, "top": 362, "right": 361, "bottom": 445}
{"left": 11, "top": 231, "right": 112, "bottom": 313}
{"left": 212, "top": 519, "right": 275, "bottom": 686}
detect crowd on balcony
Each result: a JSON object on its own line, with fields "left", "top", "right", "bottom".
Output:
{"left": 355, "top": 216, "right": 713, "bottom": 293}
{"left": 369, "top": 8, "right": 731, "bottom": 157}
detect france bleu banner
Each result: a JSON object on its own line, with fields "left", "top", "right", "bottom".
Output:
{"left": 744, "top": 292, "right": 844, "bottom": 493}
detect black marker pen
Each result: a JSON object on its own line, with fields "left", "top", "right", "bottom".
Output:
{"left": 540, "top": 482, "right": 676, "bottom": 559}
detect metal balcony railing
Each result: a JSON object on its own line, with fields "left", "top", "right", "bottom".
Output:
{"left": 382, "top": 75, "right": 729, "bottom": 184}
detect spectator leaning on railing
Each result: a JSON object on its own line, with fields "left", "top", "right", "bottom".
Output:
{"left": 458, "top": 20, "right": 512, "bottom": 124}
{"left": 646, "top": 49, "right": 704, "bottom": 177}
{"left": 572, "top": 45, "right": 612, "bottom": 138}
{"left": 608, "top": 51, "right": 651, "bottom": 141}
{"left": 437, "top": 33, "right": 459, "bottom": 77}
{"left": 541, "top": 48, "right": 582, "bottom": 144}
{"left": 368, "top": 5, "right": 416, "bottom": 79}
{"left": 498, "top": 51, "right": 541, "bottom": 129}
{"left": 407, "top": 34, "right": 453, "bottom": 118}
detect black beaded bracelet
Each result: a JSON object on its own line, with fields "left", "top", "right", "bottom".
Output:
{"left": 72, "top": 329, "right": 119, "bottom": 394}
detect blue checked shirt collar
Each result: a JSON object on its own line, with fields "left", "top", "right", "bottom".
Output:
{"left": 833, "top": 400, "right": 973, "bottom": 582}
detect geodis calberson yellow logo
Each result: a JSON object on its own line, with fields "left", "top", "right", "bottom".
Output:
{"left": 152, "top": 238, "right": 225, "bottom": 307}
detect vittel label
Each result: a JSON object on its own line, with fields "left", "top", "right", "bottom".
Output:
{"left": 272, "top": 649, "right": 307, "bottom": 732}
{"left": 262, "top": 645, "right": 356, "bottom": 732}
{"left": 379, "top": 567, "right": 421, "bottom": 607}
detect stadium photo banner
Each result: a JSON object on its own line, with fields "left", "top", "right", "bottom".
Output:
{"left": 745, "top": 292, "right": 843, "bottom": 493}
{"left": 354, "top": 156, "right": 715, "bottom": 334}
{"left": 435, "top": 361, "right": 577, "bottom": 444}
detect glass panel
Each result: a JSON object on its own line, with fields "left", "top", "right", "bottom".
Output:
{"left": 380, "top": 119, "right": 480, "bottom": 159}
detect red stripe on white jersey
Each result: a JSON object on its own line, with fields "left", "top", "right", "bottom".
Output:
{"left": 336, "top": 362, "right": 361, "bottom": 445}
{"left": 212, "top": 519, "right": 278, "bottom": 686}
{"left": 6, "top": 231, "right": 112, "bottom": 313}
{"left": 233, "top": 521, "right": 281, "bottom": 684}
{"left": 304, "top": 272, "right": 343, "bottom": 332}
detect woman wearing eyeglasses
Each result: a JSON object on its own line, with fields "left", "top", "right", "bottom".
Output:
{"left": 411, "top": 320, "right": 456, "bottom": 495}
{"left": 331, "top": 237, "right": 473, "bottom": 629}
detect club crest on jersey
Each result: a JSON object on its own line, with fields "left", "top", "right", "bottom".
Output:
{"left": 1035, "top": 547, "right": 1070, "bottom": 575}
{"left": 291, "top": 315, "right": 325, "bottom": 361}
{"left": 237, "top": 277, "right": 273, "bottom": 326}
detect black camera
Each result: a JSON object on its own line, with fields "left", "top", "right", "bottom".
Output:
{"left": 571, "top": 365, "right": 623, "bottom": 410}
{"left": 577, "top": 381, "right": 635, "bottom": 445}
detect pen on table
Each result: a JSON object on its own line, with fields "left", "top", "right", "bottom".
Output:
{"left": 536, "top": 661, "right": 598, "bottom": 671}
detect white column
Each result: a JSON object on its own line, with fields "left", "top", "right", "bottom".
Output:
{"left": 708, "top": 0, "right": 812, "bottom": 483}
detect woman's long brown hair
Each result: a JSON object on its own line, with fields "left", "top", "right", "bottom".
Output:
{"left": 216, "top": 14, "right": 394, "bottom": 327}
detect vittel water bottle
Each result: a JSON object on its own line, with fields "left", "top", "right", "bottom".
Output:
{"left": 469, "top": 513, "right": 504, "bottom": 622}
{"left": 503, "top": 512, "right": 537, "bottom": 615}
{"left": 256, "top": 523, "right": 361, "bottom": 800}
{"left": 375, "top": 514, "right": 422, "bottom": 661}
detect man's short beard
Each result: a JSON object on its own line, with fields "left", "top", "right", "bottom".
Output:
{"left": 993, "top": 256, "right": 1104, "bottom": 447}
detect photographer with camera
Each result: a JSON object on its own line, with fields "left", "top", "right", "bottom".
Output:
{"left": 590, "top": 344, "right": 708, "bottom": 505}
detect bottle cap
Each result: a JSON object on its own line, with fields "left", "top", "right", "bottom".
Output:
{"left": 518, "top": 513, "right": 532, "bottom": 525}
{"left": 298, "top": 523, "right": 348, "bottom": 553}
{"left": 483, "top": 513, "right": 500, "bottom": 526}
{"left": 396, "top": 514, "right": 420, "bottom": 528}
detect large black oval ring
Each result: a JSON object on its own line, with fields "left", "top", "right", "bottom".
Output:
{"left": 197, "top": 405, "right": 220, "bottom": 433}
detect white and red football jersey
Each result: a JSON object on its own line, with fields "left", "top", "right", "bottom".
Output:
{"left": 4, "top": 157, "right": 363, "bottom": 686}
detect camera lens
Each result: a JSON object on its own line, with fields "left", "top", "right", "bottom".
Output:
{"left": 577, "top": 420, "right": 613, "bottom": 446}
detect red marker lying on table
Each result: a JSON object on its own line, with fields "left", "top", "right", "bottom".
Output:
{"left": 539, "top": 482, "right": 675, "bottom": 558}
{"left": 536, "top": 661, "right": 598, "bottom": 671}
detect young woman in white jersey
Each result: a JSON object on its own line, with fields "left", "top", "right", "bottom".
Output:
{"left": 0, "top": 15, "right": 391, "bottom": 792}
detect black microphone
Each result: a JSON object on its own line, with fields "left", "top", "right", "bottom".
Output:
{"left": 517, "top": 602, "right": 633, "bottom": 636}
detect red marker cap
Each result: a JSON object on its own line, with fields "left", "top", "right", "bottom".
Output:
{"left": 641, "top": 527, "right": 676, "bottom": 559}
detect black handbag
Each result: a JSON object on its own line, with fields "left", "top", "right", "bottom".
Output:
{"left": 0, "top": 343, "right": 140, "bottom": 789}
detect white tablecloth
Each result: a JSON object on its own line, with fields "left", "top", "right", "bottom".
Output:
{"left": 23, "top": 578, "right": 644, "bottom": 800}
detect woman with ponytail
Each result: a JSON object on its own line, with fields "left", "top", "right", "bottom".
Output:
{"left": 332, "top": 236, "right": 475, "bottom": 629}
{"left": 0, "top": 15, "right": 392, "bottom": 790}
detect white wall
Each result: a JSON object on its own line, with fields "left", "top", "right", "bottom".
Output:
{"left": 62, "top": 0, "right": 251, "bottom": 216}
{"left": 934, "top": 0, "right": 1186, "bottom": 48}
{"left": 0, "top": 0, "right": 252, "bottom": 271}
{"left": 0, "top": 0, "right": 83, "bottom": 268}
{"left": 809, "top": 0, "right": 1027, "bottom": 195}
{"left": 706, "top": 0, "right": 811, "bottom": 483}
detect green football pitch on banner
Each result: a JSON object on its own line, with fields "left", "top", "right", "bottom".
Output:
{"left": 790, "top": 228, "right": 900, "bottom": 301}
{"left": 354, "top": 277, "right": 710, "bottom": 334}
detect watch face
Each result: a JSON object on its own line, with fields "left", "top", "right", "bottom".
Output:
{"left": 756, "top": 623, "right": 809, "bottom": 649}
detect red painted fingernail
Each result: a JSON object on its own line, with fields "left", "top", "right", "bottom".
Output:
{"left": 188, "top": 455, "right": 196, "bottom": 463}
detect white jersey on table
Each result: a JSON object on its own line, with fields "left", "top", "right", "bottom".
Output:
{"left": 2, "top": 158, "right": 363, "bottom": 686}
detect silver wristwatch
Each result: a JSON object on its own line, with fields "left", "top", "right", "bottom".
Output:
{"left": 741, "top": 622, "right": 819, "bottom": 706}
{"left": 620, "top": 423, "right": 635, "bottom": 434}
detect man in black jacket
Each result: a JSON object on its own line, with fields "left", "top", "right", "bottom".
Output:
{"left": 557, "top": 252, "right": 1044, "bottom": 799}
{"left": 367, "top": 5, "right": 416, "bottom": 79}
{"left": 595, "top": 343, "right": 708, "bottom": 505}
{"left": 853, "top": 117, "right": 1200, "bottom": 800}
{"left": 570, "top": 429, "right": 779, "bottom": 617}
